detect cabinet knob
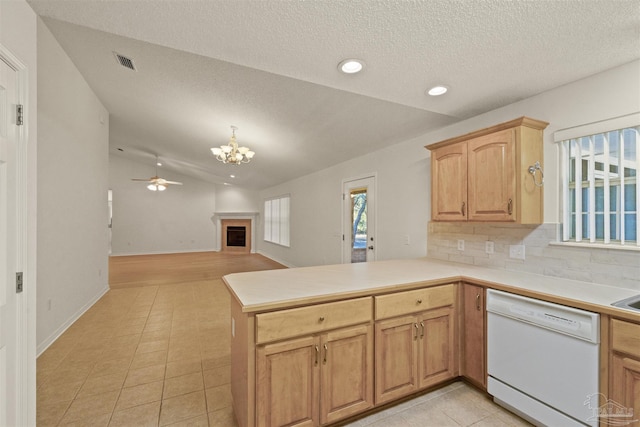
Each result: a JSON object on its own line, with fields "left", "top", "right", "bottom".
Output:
{"left": 319, "top": 316, "right": 325, "bottom": 322}
{"left": 417, "top": 299, "right": 422, "bottom": 304}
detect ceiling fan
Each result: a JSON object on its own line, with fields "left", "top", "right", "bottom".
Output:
{"left": 131, "top": 156, "right": 182, "bottom": 191}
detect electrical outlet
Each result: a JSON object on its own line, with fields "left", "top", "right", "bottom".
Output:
{"left": 457, "top": 239, "right": 465, "bottom": 251}
{"left": 485, "top": 241, "right": 495, "bottom": 254}
{"left": 404, "top": 235, "right": 411, "bottom": 245}
{"left": 509, "top": 244, "right": 526, "bottom": 260}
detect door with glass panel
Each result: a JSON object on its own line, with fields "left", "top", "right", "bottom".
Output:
{"left": 343, "top": 176, "right": 376, "bottom": 263}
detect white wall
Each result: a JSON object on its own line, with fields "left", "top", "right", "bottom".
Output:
{"left": 258, "top": 136, "right": 431, "bottom": 267}
{"left": 109, "top": 155, "right": 217, "bottom": 255}
{"left": 258, "top": 60, "right": 640, "bottom": 268}
{"left": 36, "top": 20, "right": 111, "bottom": 354}
{"left": 0, "top": 0, "right": 38, "bottom": 423}
{"left": 215, "top": 184, "right": 260, "bottom": 213}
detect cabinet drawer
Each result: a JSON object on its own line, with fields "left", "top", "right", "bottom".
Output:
{"left": 256, "top": 297, "right": 372, "bottom": 344}
{"left": 611, "top": 318, "right": 640, "bottom": 357}
{"left": 375, "top": 284, "right": 455, "bottom": 320}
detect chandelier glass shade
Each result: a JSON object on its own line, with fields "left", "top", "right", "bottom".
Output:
{"left": 211, "top": 126, "right": 255, "bottom": 165}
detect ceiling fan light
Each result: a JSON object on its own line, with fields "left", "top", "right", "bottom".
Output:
{"left": 157, "top": 184, "right": 166, "bottom": 191}
{"left": 147, "top": 184, "right": 157, "bottom": 191}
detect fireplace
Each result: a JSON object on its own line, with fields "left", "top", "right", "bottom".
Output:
{"left": 226, "top": 226, "right": 246, "bottom": 247}
{"left": 220, "top": 218, "right": 252, "bottom": 253}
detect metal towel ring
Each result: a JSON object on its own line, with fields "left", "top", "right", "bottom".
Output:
{"left": 528, "top": 161, "right": 544, "bottom": 187}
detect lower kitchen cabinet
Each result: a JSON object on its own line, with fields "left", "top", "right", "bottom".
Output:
{"left": 374, "top": 284, "right": 456, "bottom": 405}
{"left": 610, "top": 319, "right": 640, "bottom": 424}
{"left": 462, "top": 283, "right": 486, "bottom": 388}
{"left": 256, "top": 323, "right": 373, "bottom": 427}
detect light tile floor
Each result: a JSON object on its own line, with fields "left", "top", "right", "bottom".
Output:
{"left": 37, "top": 254, "right": 531, "bottom": 426}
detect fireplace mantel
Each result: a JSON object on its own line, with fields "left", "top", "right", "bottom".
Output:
{"left": 212, "top": 212, "right": 259, "bottom": 253}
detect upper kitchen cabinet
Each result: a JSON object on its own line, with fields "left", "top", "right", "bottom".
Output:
{"left": 427, "top": 117, "right": 549, "bottom": 224}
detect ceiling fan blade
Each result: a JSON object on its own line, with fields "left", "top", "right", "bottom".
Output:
{"left": 163, "top": 180, "right": 183, "bottom": 185}
{"left": 131, "top": 178, "right": 152, "bottom": 182}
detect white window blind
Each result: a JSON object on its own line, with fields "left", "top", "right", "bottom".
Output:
{"left": 264, "top": 195, "right": 290, "bottom": 247}
{"left": 557, "top": 114, "right": 639, "bottom": 247}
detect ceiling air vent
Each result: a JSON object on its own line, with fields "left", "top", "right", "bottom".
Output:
{"left": 113, "top": 52, "right": 137, "bottom": 71}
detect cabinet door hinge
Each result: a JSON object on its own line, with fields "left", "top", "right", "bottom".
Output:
{"left": 16, "top": 104, "right": 24, "bottom": 126}
{"left": 16, "top": 272, "right": 23, "bottom": 293}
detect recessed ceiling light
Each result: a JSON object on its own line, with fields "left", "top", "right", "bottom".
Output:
{"left": 338, "top": 59, "right": 364, "bottom": 74}
{"left": 156, "top": 162, "right": 162, "bottom": 166}
{"left": 230, "top": 175, "right": 235, "bottom": 178}
{"left": 427, "top": 85, "right": 448, "bottom": 96}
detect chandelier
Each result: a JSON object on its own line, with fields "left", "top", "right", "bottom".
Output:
{"left": 210, "top": 126, "right": 255, "bottom": 165}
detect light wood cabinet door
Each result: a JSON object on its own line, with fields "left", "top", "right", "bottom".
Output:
{"left": 467, "top": 129, "right": 516, "bottom": 221}
{"left": 375, "top": 315, "right": 419, "bottom": 404}
{"left": 320, "top": 324, "right": 374, "bottom": 425}
{"left": 462, "top": 284, "right": 485, "bottom": 388}
{"left": 610, "top": 354, "right": 640, "bottom": 424}
{"left": 256, "top": 336, "right": 319, "bottom": 427}
{"left": 431, "top": 141, "right": 467, "bottom": 221}
{"left": 418, "top": 306, "right": 456, "bottom": 389}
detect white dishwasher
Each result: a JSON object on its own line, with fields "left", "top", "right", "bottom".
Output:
{"left": 487, "top": 289, "right": 600, "bottom": 427}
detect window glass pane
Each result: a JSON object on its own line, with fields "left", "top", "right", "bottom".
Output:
{"left": 625, "top": 184, "right": 637, "bottom": 212}
{"left": 595, "top": 214, "right": 604, "bottom": 239}
{"left": 280, "top": 196, "right": 290, "bottom": 247}
{"left": 582, "top": 188, "right": 589, "bottom": 212}
{"left": 569, "top": 139, "right": 578, "bottom": 183}
{"left": 271, "top": 199, "right": 280, "bottom": 243}
{"left": 609, "top": 185, "right": 618, "bottom": 211}
{"left": 264, "top": 200, "right": 272, "bottom": 241}
{"left": 595, "top": 186, "right": 604, "bottom": 212}
{"left": 582, "top": 213, "right": 589, "bottom": 239}
{"left": 610, "top": 214, "right": 617, "bottom": 240}
{"left": 625, "top": 214, "right": 637, "bottom": 241}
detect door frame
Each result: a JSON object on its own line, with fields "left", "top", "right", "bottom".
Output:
{"left": 341, "top": 173, "right": 377, "bottom": 264}
{"left": 0, "top": 43, "right": 33, "bottom": 427}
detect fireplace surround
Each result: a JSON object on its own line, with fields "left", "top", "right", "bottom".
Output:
{"left": 213, "top": 212, "right": 259, "bottom": 254}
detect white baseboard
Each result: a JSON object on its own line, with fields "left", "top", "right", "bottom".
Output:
{"left": 36, "top": 285, "right": 110, "bottom": 357}
{"left": 257, "top": 250, "right": 296, "bottom": 268}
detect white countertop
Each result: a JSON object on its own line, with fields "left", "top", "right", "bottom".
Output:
{"left": 223, "top": 257, "right": 640, "bottom": 320}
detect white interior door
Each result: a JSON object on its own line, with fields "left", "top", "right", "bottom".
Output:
{"left": 0, "top": 55, "right": 20, "bottom": 427}
{"left": 342, "top": 176, "right": 376, "bottom": 263}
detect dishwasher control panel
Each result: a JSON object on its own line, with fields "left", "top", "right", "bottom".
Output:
{"left": 487, "top": 289, "right": 599, "bottom": 343}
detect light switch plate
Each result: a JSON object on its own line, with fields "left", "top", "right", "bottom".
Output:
{"left": 485, "top": 241, "right": 495, "bottom": 254}
{"left": 457, "top": 240, "right": 465, "bottom": 251}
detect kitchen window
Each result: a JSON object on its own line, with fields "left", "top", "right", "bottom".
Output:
{"left": 264, "top": 195, "right": 290, "bottom": 247}
{"left": 557, "top": 113, "right": 639, "bottom": 247}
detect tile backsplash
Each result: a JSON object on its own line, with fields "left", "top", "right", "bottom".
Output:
{"left": 427, "top": 222, "right": 640, "bottom": 291}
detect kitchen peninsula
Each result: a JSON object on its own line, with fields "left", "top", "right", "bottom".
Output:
{"left": 224, "top": 258, "right": 640, "bottom": 427}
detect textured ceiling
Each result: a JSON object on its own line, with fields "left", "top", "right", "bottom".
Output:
{"left": 28, "top": 0, "right": 640, "bottom": 190}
